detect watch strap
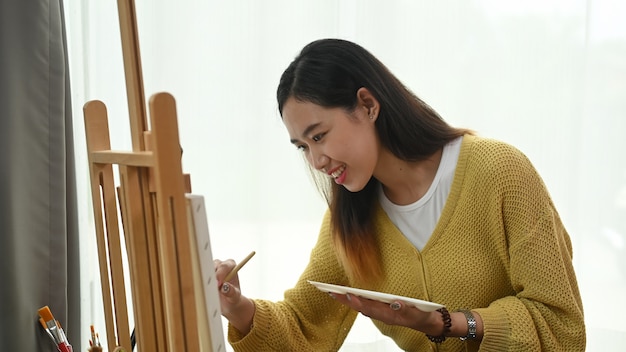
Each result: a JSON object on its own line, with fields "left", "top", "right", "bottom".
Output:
{"left": 458, "top": 309, "right": 477, "bottom": 341}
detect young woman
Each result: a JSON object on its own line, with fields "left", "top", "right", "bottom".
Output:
{"left": 214, "top": 38, "right": 585, "bottom": 352}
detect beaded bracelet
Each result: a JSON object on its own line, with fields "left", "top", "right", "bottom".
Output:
{"left": 426, "top": 307, "right": 451, "bottom": 343}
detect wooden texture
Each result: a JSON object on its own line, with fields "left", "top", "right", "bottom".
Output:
{"left": 117, "top": 165, "right": 163, "bottom": 351}
{"left": 81, "top": 0, "right": 225, "bottom": 350}
{"left": 116, "top": 0, "right": 147, "bottom": 151}
{"left": 148, "top": 92, "right": 200, "bottom": 351}
{"left": 83, "top": 101, "right": 133, "bottom": 352}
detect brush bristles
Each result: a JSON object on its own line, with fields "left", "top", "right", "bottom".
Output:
{"left": 38, "top": 306, "right": 55, "bottom": 322}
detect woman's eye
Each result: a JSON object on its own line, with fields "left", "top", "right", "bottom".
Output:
{"left": 312, "top": 133, "right": 325, "bottom": 142}
{"left": 296, "top": 144, "right": 307, "bottom": 151}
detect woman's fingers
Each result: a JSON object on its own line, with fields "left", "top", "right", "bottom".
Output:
{"left": 330, "top": 293, "right": 426, "bottom": 328}
{"left": 213, "top": 258, "right": 237, "bottom": 283}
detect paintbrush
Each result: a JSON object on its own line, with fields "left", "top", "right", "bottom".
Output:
{"left": 38, "top": 306, "right": 73, "bottom": 352}
{"left": 223, "top": 251, "right": 256, "bottom": 282}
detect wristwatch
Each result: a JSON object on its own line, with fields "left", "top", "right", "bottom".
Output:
{"left": 458, "top": 309, "right": 477, "bottom": 341}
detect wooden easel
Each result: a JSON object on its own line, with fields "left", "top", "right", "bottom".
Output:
{"left": 82, "top": 1, "right": 224, "bottom": 351}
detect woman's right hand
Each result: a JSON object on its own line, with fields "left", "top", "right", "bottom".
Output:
{"left": 213, "top": 258, "right": 256, "bottom": 334}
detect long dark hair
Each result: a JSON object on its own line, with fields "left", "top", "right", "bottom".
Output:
{"left": 277, "top": 39, "right": 470, "bottom": 283}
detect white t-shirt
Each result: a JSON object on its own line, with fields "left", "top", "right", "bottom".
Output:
{"left": 378, "top": 136, "right": 463, "bottom": 250}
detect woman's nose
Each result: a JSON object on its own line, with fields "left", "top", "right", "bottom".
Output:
{"left": 309, "top": 149, "right": 329, "bottom": 172}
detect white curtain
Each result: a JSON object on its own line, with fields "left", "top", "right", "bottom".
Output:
{"left": 64, "top": 0, "right": 626, "bottom": 351}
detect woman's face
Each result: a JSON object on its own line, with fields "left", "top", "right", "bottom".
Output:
{"left": 282, "top": 94, "right": 380, "bottom": 192}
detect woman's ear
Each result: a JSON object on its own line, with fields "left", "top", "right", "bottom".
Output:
{"left": 356, "top": 87, "right": 380, "bottom": 121}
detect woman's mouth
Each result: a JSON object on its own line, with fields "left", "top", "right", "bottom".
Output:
{"left": 328, "top": 165, "right": 347, "bottom": 184}
{"left": 328, "top": 165, "right": 346, "bottom": 178}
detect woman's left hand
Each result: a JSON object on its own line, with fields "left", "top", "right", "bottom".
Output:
{"left": 329, "top": 293, "right": 441, "bottom": 335}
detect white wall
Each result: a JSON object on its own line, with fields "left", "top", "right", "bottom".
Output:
{"left": 64, "top": 0, "right": 626, "bottom": 350}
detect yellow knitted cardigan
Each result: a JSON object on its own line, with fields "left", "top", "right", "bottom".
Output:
{"left": 228, "top": 135, "right": 585, "bottom": 352}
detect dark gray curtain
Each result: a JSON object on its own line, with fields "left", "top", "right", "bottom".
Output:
{"left": 0, "top": 0, "right": 80, "bottom": 351}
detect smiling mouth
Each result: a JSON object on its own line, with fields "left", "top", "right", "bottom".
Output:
{"left": 329, "top": 165, "right": 346, "bottom": 179}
